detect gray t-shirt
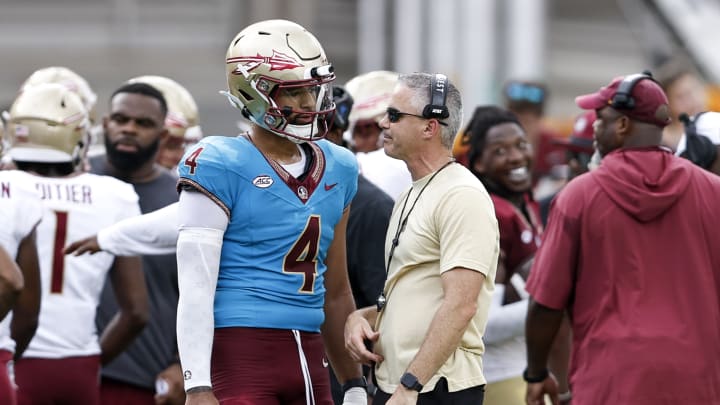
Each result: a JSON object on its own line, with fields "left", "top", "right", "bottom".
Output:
{"left": 90, "top": 155, "right": 179, "bottom": 389}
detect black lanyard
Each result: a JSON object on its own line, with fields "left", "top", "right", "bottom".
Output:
{"left": 377, "top": 160, "right": 455, "bottom": 311}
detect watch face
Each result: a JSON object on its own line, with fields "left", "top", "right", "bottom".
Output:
{"left": 400, "top": 372, "right": 422, "bottom": 391}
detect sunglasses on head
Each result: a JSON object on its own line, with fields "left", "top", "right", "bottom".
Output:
{"left": 385, "top": 107, "right": 448, "bottom": 126}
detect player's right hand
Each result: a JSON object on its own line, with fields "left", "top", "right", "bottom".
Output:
{"left": 344, "top": 310, "right": 383, "bottom": 365}
{"left": 185, "top": 390, "right": 219, "bottom": 405}
{"left": 64, "top": 235, "right": 101, "bottom": 256}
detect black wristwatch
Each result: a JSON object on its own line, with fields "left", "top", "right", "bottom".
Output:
{"left": 400, "top": 372, "right": 423, "bottom": 392}
{"left": 522, "top": 367, "right": 549, "bottom": 383}
{"left": 342, "top": 376, "right": 368, "bottom": 393}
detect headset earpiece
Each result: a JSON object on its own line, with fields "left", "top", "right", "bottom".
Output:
{"left": 610, "top": 70, "right": 655, "bottom": 110}
{"left": 422, "top": 73, "right": 450, "bottom": 120}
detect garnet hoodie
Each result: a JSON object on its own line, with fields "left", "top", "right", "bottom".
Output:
{"left": 593, "top": 147, "right": 691, "bottom": 223}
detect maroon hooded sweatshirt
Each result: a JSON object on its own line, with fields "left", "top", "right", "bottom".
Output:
{"left": 527, "top": 147, "right": 720, "bottom": 404}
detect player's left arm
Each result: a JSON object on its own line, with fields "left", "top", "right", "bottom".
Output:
{"left": 321, "top": 206, "right": 364, "bottom": 383}
{"left": 0, "top": 245, "right": 23, "bottom": 321}
{"left": 99, "top": 255, "right": 149, "bottom": 365}
{"left": 66, "top": 203, "right": 179, "bottom": 257}
{"left": 11, "top": 228, "right": 41, "bottom": 360}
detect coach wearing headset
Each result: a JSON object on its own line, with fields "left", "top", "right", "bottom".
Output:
{"left": 524, "top": 73, "right": 720, "bottom": 405}
{"left": 344, "top": 72, "right": 499, "bottom": 405}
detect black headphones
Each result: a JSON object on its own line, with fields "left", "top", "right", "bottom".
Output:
{"left": 422, "top": 73, "right": 450, "bottom": 120}
{"left": 610, "top": 70, "right": 656, "bottom": 110}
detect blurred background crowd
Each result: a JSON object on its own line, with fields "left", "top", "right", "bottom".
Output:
{"left": 2, "top": 1, "right": 720, "bottom": 404}
{"left": 3, "top": 0, "right": 720, "bottom": 138}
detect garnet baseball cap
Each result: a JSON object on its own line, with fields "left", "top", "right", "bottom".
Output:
{"left": 575, "top": 75, "right": 671, "bottom": 127}
{"left": 553, "top": 110, "right": 596, "bottom": 153}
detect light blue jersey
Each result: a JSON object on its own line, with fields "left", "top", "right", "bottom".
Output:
{"left": 177, "top": 135, "right": 358, "bottom": 332}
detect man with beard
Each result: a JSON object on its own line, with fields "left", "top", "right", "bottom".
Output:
{"left": 89, "top": 82, "right": 185, "bottom": 405}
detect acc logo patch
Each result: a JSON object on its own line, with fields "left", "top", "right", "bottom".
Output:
{"left": 253, "top": 175, "right": 274, "bottom": 188}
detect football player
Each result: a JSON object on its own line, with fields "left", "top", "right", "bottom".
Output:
{"left": 19, "top": 66, "right": 101, "bottom": 167}
{"left": 4, "top": 83, "right": 148, "bottom": 405}
{"left": 0, "top": 119, "right": 44, "bottom": 405}
{"left": 176, "top": 19, "right": 366, "bottom": 405}
{"left": 126, "top": 75, "right": 203, "bottom": 170}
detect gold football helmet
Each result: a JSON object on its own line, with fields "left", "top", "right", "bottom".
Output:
{"left": 6, "top": 83, "right": 89, "bottom": 165}
{"left": 223, "top": 19, "right": 335, "bottom": 142}
{"left": 20, "top": 66, "right": 98, "bottom": 124}
{"left": 126, "top": 75, "right": 201, "bottom": 140}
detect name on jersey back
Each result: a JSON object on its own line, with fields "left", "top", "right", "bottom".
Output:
{"left": 1, "top": 181, "right": 93, "bottom": 204}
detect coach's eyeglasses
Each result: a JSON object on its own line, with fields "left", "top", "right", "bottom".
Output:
{"left": 386, "top": 107, "right": 448, "bottom": 126}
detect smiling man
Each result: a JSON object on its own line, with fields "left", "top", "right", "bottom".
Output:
{"left": 463, "top": 105, "right": 566, "bottom": 405}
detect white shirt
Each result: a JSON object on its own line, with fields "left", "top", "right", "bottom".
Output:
{"left": 0, "top": 170, "right": 43, "bottom": 353}
{"left": 355, "top": 149, "right": 412, "bottom": 201}
{"left": 675, "top": 111, "right": 720, "bottom": 156}
{"left": 23, "top": 172, "right": 140, "bottom": 359}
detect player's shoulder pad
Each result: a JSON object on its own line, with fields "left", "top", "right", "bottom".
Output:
{"left": 0, "top": 170, "right": 42, "bottom": 199}
{"left": 87, "top": 173, "right": 140, "bottom": 205}
{"left": 315, "top": 139, "right": 358, "bottom": 173}
{"left": 177, "top": 135, "right": 251, "bottom": 179}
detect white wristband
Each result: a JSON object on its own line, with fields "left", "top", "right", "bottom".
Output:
{"left": 342, "top": 387, "right": 367, "bottom": 405}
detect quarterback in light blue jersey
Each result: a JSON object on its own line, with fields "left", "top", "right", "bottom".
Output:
{"left": 177, "top": 135, "right": 357, "bottom": 332}
{"left": 175, "top": 19, "right": 367, "bottom": 405}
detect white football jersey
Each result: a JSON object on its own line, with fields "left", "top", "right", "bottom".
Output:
{"left": 21, "top": 172, "right": 141, "bottom": 359}
{"left": 0, "top": 170, "right": 44, "bottom": 353}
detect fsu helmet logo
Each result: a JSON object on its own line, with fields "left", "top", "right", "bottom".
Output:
{"left": 227, "top": 50, "right": 304, "bottom": 76}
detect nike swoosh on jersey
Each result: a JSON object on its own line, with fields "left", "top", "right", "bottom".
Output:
{"left": 324, "top": 183, "right": 337, "bottom": 191}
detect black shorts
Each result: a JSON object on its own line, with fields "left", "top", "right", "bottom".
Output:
{"left": 373, "top": 378, "right": 485, "bottom": 405}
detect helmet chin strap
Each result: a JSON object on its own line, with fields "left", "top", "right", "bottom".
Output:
{"left": 273, "top": 122, "right": 316, "bottom": 144}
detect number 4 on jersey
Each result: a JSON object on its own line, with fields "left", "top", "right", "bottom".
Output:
{"left": 184, "top": 147, "right": 204, "bottom": 175}
{"left": 283, "top": 215, "right": 321, "bottom": 294}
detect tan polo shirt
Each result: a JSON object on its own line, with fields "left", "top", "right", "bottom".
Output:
{"left": 374, "top": 163, "right": 499, "bottom": 394}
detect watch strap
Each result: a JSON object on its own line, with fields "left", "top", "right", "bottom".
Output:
{"left": 522, "top": 367, "right": 549, "bottom": 383}
{"left": 342, "top": 376, "right": 368, "bottom": 393}
{"left": 400, "top": 372, "right": 423, "bottom": 392}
